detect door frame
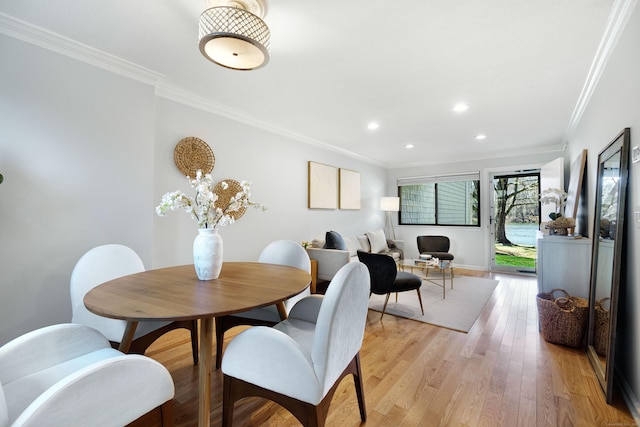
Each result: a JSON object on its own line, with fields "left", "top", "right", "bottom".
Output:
{"left": 489, "top": 170, "right": 540, "bottom": 273}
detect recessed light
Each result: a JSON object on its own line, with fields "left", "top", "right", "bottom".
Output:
{"left": 367, "top": 122, "right": 379, "bottom": 130}
{"left": 453, "top": 103, "right": 469, "bottom": 113}
{"left": 405, "top": 144, "right": 414, "bottom": 149}
{"left": 475, "top": 134, "right": 487, "bottom": 140}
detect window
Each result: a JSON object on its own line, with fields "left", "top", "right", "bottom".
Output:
{"left": 398, "top": 172, "right": 480, "bottom": 226}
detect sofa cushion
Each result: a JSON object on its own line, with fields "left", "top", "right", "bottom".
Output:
{"left": 356, "top": 235, "right": 371, "bottom": 253}
{"left": 324, "top": 231, "right": 346, "bottom": 250}
{"left": 366, "top": 229, "right": 389, "bottom": 253}
{"left": 342, "top": 235, "right": 362, "bottom": 257}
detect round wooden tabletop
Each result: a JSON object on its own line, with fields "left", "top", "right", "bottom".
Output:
{"left": 84, "top": 262, "right": 311, "bottom": 322}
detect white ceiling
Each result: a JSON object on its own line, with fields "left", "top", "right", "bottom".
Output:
{"left": 0, "top": 0, "right": 616, "bottom": 168}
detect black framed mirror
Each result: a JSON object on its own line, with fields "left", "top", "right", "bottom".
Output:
{"left": 586, "top": 128, "right": 630, "bottom": 403}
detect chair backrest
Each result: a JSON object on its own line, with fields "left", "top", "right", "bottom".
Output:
{"left": 70, "top": 244, "right": 145, "bottom": 342}
{"left": 0, "top": 382, "right": 8, "bottom": 427}
{"left": 259, "top": 240, "right": 312, "bottom": 311}
{"left": 417, "top": 235, "right": 450, "bottom": 253}
{"left": 311, "top": 262, "right": 370, "bottom": 396}
{"left": 356, "top": 250, "right": 397, "bottom": 294}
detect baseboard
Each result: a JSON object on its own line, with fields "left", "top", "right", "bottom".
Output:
{"left": 616, "top": 369, "right": 640, "bottom": 425}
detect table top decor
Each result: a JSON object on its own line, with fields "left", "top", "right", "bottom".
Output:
{"left": 155, "top": 169, "right": 266, "bottom": 279}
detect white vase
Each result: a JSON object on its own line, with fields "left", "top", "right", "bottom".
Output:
{"left": 193, "top": 228, "right": 223, "bottom": 280}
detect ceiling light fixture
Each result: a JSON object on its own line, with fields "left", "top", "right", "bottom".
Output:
{"left": 368, "top": 122, "right": 379, "bottom": 130}
{"left": 475, "top": 134, "right": 487, "bottom": 140}
{"left": 405, "top": 144, "right": 414, "bottom": 149}
{"left": 199, "top": 0, "right": 270, "bottom": 70}
{"left": 453, "top": 103, "right": 469, "bottom": 112}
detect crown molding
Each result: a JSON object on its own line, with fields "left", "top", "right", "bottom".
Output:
{"left": 0, "top": 11, "right": 384, "bottom": 167}
{"left": 154, "top": 82, "right": 386, "bottom": 166}
{"left": 0, "top": 12, "right": 163, "bottom": 85}
{"left": 389, "top": 143, "right": 566, "bottom": 170}
{"left": 564, "top": 0, "right": 638, "bottom": 142}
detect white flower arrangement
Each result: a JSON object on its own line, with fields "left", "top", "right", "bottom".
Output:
{"left": 156, "top": 169, "right": 265, "bottom": 229}
{"left": 539, "top": 188, "right": 568, "bottom": 220}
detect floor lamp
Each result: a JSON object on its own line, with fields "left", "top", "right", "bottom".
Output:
{"left": 380, "top": 197, "right": 399, "bottom": 240}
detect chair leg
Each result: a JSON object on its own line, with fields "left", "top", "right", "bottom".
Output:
{"left": 190, "top": 320, "right": 199, "bottom": 365}
{"left": 381, "top": 294, "right": 391, "bottom": 321}
{"left": 222, "top": 375, "right": 235, "bottom": 427}
{"left": 223, "top": 354, "right": 365, "bottom": 427}
{"left": 215, "top": 317, "right": 225, "bottom": 370}
{"left": 160, "top": 400, "right": 173, "bottom": 427}
{"left": 416, "top": 289, "right": 424, "bottom": 315}
{"left": 353, "top": 353, "right": 367, "bottom": 421}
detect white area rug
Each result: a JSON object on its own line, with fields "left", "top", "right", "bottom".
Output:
{"left": 368, "top": 275, "right": 499, "bottom": 332}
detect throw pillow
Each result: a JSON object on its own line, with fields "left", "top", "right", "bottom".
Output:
{"left": 366, "top": 229, "right": 389, "bottom": 253}
{"left": 342, "top": 235, "right": 361, "bottom": 256}
{"left": 324, "top": 231, "right": 346, "bottom": 250}
{"left": 356, "top": 235, "right": 371, "bottom": 252}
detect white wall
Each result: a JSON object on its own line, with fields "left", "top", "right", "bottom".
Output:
{"left": 151, "top": 97, "right": 389, "bottom": 267}
{"left": 0, "top": 35, "right": 157, "bottom": 344}
{"left": 0, "top": 33, "right": 387, "bottom": 345}
{"left": 566, "top": 2, "right": 640, "bottom": 416}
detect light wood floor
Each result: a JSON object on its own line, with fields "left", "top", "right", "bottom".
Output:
{"left": 144, "top": 270, "right": 637, "bottom": 426}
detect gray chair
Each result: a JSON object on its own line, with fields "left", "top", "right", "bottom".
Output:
{"left": 215, "top": 240, "right": 311, "bottom": 369}
{"left": 221, "top": 262, "right": 370, "bottom": 427}
{"left": 0, "top": 324, "right": 174, "bottom": 427}
{"left": 70, "top": 244, "right": 198, "bottom": 364}
{"left": 357, "top": 250, "right": 423, "bottom": 320}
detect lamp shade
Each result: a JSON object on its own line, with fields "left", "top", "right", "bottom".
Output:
{"left": 199, "top": 6, "right": 270, "bottom": 70}
{"left": 380, "top": 197, "right": 400, "bottom": 212}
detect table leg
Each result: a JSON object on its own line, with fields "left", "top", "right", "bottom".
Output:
{"left": 276, "top": 302, "right": 287, "bottom": 320}
{"left": 199, "top": 317, "right": 213, "bottom": 427}
{"left": 118, "top": 321, "right": 138, "bottom": 353}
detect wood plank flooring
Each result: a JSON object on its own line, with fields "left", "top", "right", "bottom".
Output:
{"left": 144, "top": 270, "right": 637, "bottom": 426}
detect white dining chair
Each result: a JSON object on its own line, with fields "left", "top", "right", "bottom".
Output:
{"left": 70, "top": 244, "right": 198, "bottom": 364}
{"left": 0, "top": 323, "right": 174, "bottom": 427}
{"left": 221, "top": 262, "right": 370, "bottom": 426}
{"left": 215, "top": 240, "right": 311, "bottom": 369}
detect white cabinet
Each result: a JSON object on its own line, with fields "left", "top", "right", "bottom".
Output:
{"left": 537, "top": 235, "right": 592, "bottom": 299}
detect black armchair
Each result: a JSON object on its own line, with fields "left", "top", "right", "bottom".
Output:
{"left": 357, "top": 250, "right": 423, "bottom": 320}
{"left": 417, "top": 235, "right": 454, "bottom": 261}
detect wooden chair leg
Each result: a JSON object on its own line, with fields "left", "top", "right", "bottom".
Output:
{"left": 190, "top": 320, "right": 199, "bottom": 365}
{"left": 215, "top": 317, "right": 226, "bottom": 370}
{"left": 353, "top": 353, "right": 367, "bottom": 421}
{"left": 222, "top": 375, "right": 235, "bottom": 427}
{"left": 223, "top": 354, "right": 365, "bottom": 427}
{"left": 160, "top": 400, "right": 173, "bottom": 427}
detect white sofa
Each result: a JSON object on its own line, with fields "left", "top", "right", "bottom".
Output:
{"left": 307, "top": 229, "right": 403, "bottom": 282}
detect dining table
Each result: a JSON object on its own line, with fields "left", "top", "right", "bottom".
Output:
{"left": 84, "top": 261, "right": 311, "bottom": 427}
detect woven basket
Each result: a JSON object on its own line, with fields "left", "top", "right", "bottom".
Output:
{"left": 536, "top": 288, "right": 588, "bottom": 348}
{"left": 593, "top": 297, "right": 610, "bottom": 356}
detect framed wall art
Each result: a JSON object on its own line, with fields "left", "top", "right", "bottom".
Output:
{"left": 308, "top": 161, "right": 338, "bottom": 209}
{"left": 339, "top": 168, "right": 361, "bottom": 210}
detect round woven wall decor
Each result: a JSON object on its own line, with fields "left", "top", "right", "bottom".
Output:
{"left": 214, "top": 179, "right": 247, "bottom": 220}
{"left": 174, "top": 137, "right": 215, "bottom": 177}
